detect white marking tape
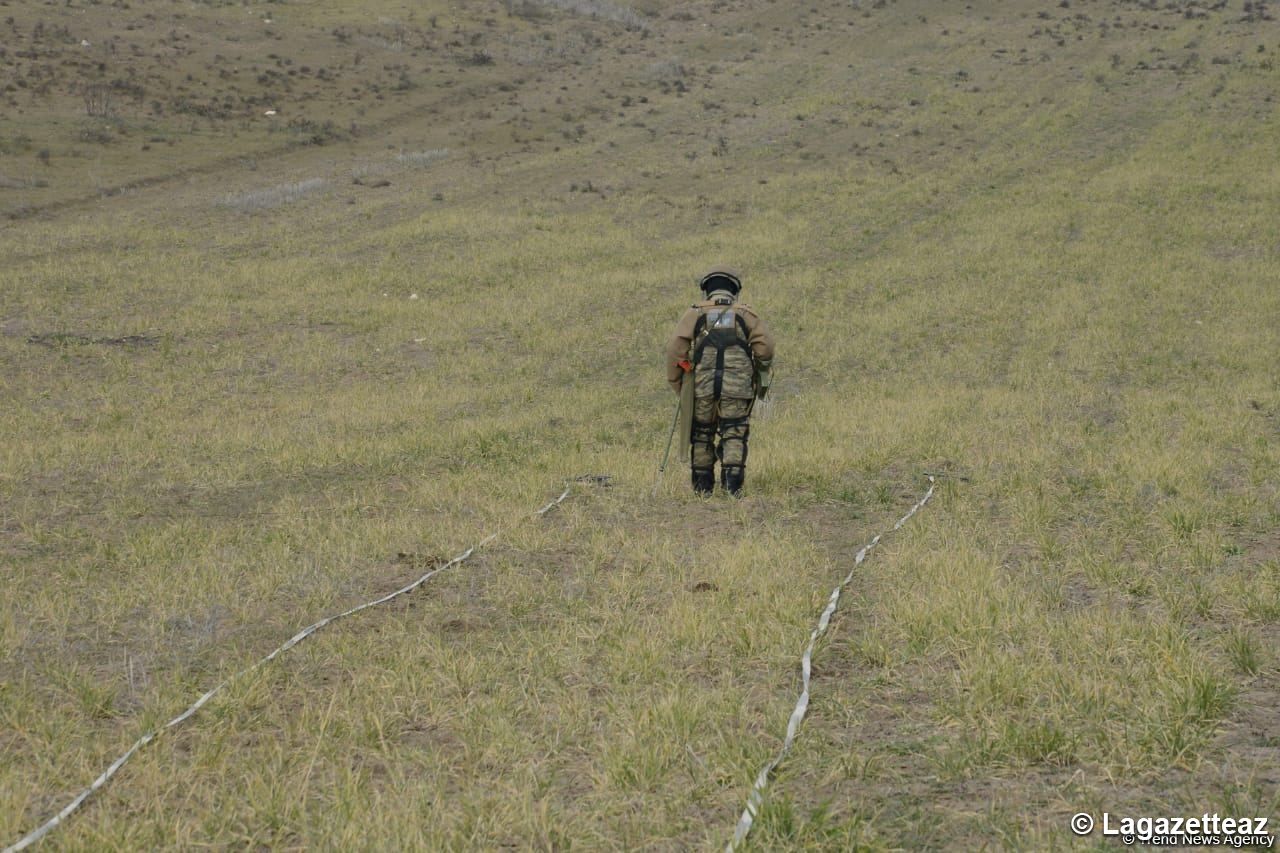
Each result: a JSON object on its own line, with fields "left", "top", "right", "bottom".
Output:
{"left": 5, "top": 482, "right": 590, "bottom": 852}
{"left": 727, "top": 475, "right": 937, "bottom": 851}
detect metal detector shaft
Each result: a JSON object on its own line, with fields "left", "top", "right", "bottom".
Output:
{"left": 652, "top": 393, "right": 683, "bottom": 495}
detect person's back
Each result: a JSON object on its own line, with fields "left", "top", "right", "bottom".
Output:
{"left": 665, "top": 266, "right": 775, "bottom": 496}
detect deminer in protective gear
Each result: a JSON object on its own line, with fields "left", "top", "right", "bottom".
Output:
{"left": 665, "top": 266, "right": 776, "bottom": 497}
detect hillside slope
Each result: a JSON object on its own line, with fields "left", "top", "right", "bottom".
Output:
{"left": 2, "top": 0, "right": 1278, "bottom": 848}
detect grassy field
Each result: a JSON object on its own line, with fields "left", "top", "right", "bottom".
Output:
{"left": 2, "top": 0, "right": 1278, "bottom": 848}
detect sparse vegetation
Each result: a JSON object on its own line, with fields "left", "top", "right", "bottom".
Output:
{"left": 530, "top": 0, "right": 649, "bottom": 30}
{"left": 219, "top": 177, "right": 326, "bottom": 211}
{"left": 1, "top": 0, "right": 1277, "bottom": 849}
{"left": 82, "top": 83, "right": 114, "bottom": 119}
{"left": 395, "top": 148, "right": 448, "bottom": 167}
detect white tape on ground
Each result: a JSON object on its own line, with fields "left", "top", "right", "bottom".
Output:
{"left": 4, "top": 482, "right": 588, "bottom": 853}
{"left": 727, "top": 475, "right": 937, "bottom": 851}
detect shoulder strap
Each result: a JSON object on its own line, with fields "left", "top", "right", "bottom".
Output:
{"left": 693, "top": 309, "right": 708, "bottom": 340}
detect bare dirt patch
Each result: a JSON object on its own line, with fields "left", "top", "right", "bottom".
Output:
{"left": 26, "top": 332, "right": 161, "bottom": 348}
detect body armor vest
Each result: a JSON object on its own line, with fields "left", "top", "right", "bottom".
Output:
{"left": 691, "top": 301, "right": 755, "bottom": 399}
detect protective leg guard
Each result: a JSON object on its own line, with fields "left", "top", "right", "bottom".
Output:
{"left": 692, "top": 467, "right": 715, "bottom": 496}
{"left": 717, "top": 415, "right": 750, "bottom": 473}
{"left": 691, "top": 422, "right": 717, "bottom": 472}
{"left": 721, "top": 465, "right": 745, "bottom": 497}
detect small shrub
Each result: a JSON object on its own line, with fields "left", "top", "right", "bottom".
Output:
{"left": 286, "top": 118, "right": 347, "bottom": 146}
{"left": 83, "top": 83, "right": 113, "bottom": 117}
{"left": 0, "top": 133, "right": 33, "bottom": 154}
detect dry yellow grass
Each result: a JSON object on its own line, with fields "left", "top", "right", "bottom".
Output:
{"left": 2, "top": 0, "right": 1278, "bottom": 849}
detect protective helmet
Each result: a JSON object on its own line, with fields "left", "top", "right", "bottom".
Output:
{"left": 698, "top": 265, "right": 742, "bottom": 295}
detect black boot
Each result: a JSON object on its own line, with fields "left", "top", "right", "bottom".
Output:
{"left": 692, "top": 468, "right": 715, "bottom": 496}
{"left": 721, "top": 466, "right": 745, "bottom": 497}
